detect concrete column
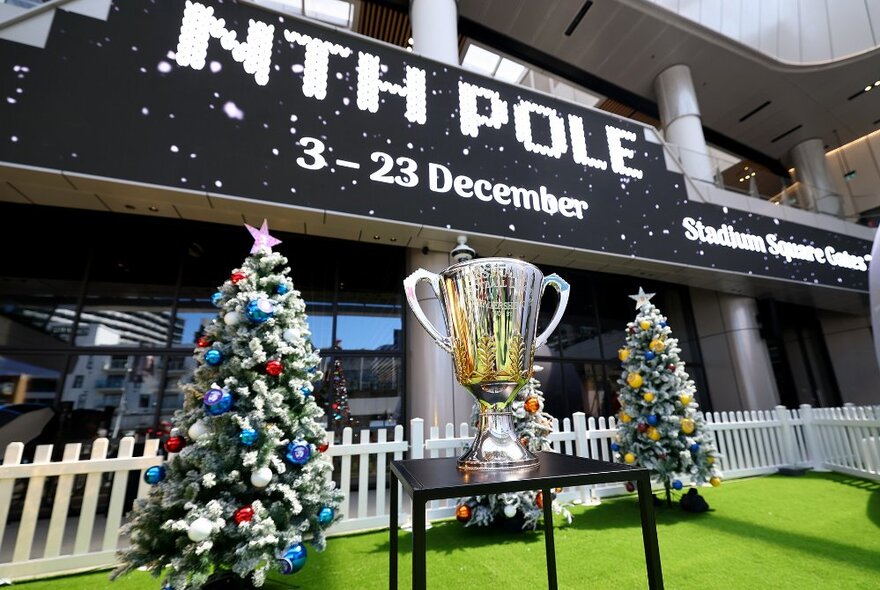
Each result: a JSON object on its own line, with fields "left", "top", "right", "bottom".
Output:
{"left": 654, "top": 64, "right": 714, "bottom": 182}
{"left": 405, "top": 248, "right": 472, "bottom": 429}
{"left": 410, "top": 0, "right": 459, "bottom": 65}
{"left": 789, "top": 138, "right": 842, "bottom": 216}
{"left": 690, "top": 288, "right": 779, "bottom": 411}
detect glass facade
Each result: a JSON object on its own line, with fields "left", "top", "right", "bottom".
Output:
{"left": 0, "top": 203, "right": 406, "bottom": 450}
{"left": 0, "top": 202, "right": 715, "bottom": 453}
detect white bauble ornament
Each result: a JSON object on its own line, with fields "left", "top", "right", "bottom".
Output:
{"left": 250, "top": 467, "right": 273, "bottom": 488}
{"left": 503, "top": 504, "right": 517, "bottom": 518}
{"left": 187, "top": 517, "right": 213, "bottom": 542}
{"left": 282, "top": 328, "right": 300, "bottom": 342}
{"left": 224, "top": 311, "right": 241, "bottom": 326}
{"left": 188, "top": 420, "right": 208, "bottom": 440}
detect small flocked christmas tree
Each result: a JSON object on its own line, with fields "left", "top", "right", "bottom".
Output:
{"left": 455, "top": 368, "right": 573, "bottom": 530}
{"left": 328, "top": 359, "right": 354, "bottom": 436}
{"left": 113, "top": 221, "right": 343, "bottom": 589}
{"left": 614, "top": 288, "right": 721, "bottom": 504}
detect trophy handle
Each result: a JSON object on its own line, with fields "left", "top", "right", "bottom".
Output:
{"left": 403, "top": 268, "right": 452, "bottom": 353}
{"left": 535, "top": 274, "right": 570, "bottom": 349}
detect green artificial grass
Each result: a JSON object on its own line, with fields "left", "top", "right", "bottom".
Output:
{"left": 15, "top": 472, "right": 880, "bottom": 589}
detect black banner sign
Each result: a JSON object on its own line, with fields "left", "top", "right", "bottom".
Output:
{"left": 0, "top": 0, "right": 871, "bottom": 290}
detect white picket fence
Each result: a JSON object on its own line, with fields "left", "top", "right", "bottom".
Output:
{"left": 0, "top": 403, "right": 877, "bottom": 581}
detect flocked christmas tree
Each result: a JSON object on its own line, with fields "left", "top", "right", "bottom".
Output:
{"left": 455, "top": 367, "right": 573, "bottom": 530}
{"left": 613, "top": 288, "right": 721, "bottom": 503}
{"left": 114, "top": 221, "right": 343, "bottom": 589}
{"left": 328, "top": 359, "right": 354, "bottom": 436}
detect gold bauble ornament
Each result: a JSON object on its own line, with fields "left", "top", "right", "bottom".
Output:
{"left": 524, "top": 397, "right": 540, "bottom": 413}
{"left": 455, "top": 504, "right": 472, "bottom": 522}
{"left": 649, "top": 339, "right": 666, "bottom": 352}
{"left": 627, "top": 373, "right": 643, "bottom": 388}
{"left": 680, "top": 418, "right": 695, "bottom": 434}
{"left": 639, "top": 320, "right": 651, "bottom": 330}
{"left": 618, "top": 348, "right": 630, "bottom": 361}
{"left": 648, "top": 427, "right": 661, "bottom": 441}
{"left": 707, "top": 456, "right": 715, "bottom": 465}
{"left": 624, "top": 452, "right": 636, "bottom": 464}
{"left": 643, "top": 392, "right": 655, "bottom": 403}
{"left": 709, "top": 477, "right": 721, "bottom": 487}
{"left": 679, "top": 394, "right": 692, "bottom": 406}
{"left": 620, "top": 413, "right": 632, "bottom": 423}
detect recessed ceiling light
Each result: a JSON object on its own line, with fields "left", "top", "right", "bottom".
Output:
{"left": 865, "top": 85, "right": 873, "bottom": 92}
{"left": 390, "top": 237, "right": 397, "bottom": 242}
{"left": 372, "top": 235, "right": 380, "bottom": 240}
{"left": 148, "top": 206, "right": 158, "bottom": 212}
{"left": 874, "top": 81, "right": 880, "bottom": 86}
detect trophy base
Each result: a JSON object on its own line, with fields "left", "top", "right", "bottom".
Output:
{"left": 457, "top": 411, "right": 539, "bottom": 471}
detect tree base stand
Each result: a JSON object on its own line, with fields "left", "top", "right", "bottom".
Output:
{"left": 203, "top": 571, "right": 257, "bottom": 590}
{"left": 680, "top": 488, "right": 710, "bottom": 513}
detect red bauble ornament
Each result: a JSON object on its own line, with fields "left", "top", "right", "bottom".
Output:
{"left": 265, "top": 360, "right": 283, "bottom": 376}
{"left": 318, "top": 441, "right": 329, "bottom": 453}
{"left": 637, "top": 423, "right": 648, "bottom": 433}
{"left": 331, "top": 403, "right": 339, "bottom": 410}
{"left": 164, "top": 435, "right": 185, "bottom": 453}
{"left": 667, "top": 364, "right": 676, "bottom": 371}
{"left": 234, "top": 505, "right": 255, "bottom": 524}
{"left": 196, "top": 336, "right": 211, "bottom": 348}
{"left": 624, "top": 481, "right": 636, "bottom": 493}
{"left": 536, "top": 491, "right": 544, "bottom": 509}
{"left": 455, "top": 504, "right": 472, "bottom": 523}
{"left": 231, "top": 272, "right": 246, "bottom": 284}
{"left": 524, "top": 397, "right": 540, "bottom": 413}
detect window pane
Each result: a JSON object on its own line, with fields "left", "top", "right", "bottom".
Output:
{"left": 335, "top": 242, "right": 403, "bottom": 351}
{"left": 317, "top": 355, "right": 402, "bottom": 435}
{"left": 335, "top": 306, "right": 401, "bottom": 351}
{"left": 158, "top": 355, "right": 196, "bottom": 428}
{"left": 59, "top": 354, "right": 165, "bottom": 441}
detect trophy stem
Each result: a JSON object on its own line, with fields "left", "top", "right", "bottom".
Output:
{"left": 457, "top": 410, "right": 539, "bottom": 471}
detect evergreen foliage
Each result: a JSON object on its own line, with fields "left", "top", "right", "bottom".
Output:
{"left": 614, "top": 289, "right": 721, "bottom": 491}
{"left": 114, "top": 228, "right": 342, "bottom": 589}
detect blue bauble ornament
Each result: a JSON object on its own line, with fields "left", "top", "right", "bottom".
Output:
{"left": 318, "top": 506, "right": 335, "bottom": 526}
{"left": 610, "top": 442, "right": 620, "bottom": 452}
{"left": 204, "top": 389, "right": 233, "bottom": 415}
{"left": 646, "top": 415, "right": 658, "bottom": 426}
{"left": 211, "top": 292, "right": 223, "bottom": 307}
{"left": 659, "top": 321, "right": 667, "bottom": 328}
{"left": 276, "top": 283, "right": 289, "bottom": 295}
{"left": 246, "top": 298, "right": 275, "bottom": 323}
{"left": 300, "top": 385, "right": 311, "bottom": 397}
{"left": 672, "top": 479, "right": 683, "bottom": 491}
{"left": 278, "top": 543, "right": 307, "bottom": 574}
{"left": 240, "top": 428, "right": 259, "bottom": 446}
{"left": 204, "top": 349, "right": 223, "bottom": 366}
{"left": 690, "top": 443, "right": 701, "bottom": 453}
{"left": 286, "top": 441, "right": 311, "bottom": 465}
{"left": 645, "top": 351, "right": 655, "bottom": 361}
{"left": 308, "top": 367, "right": 317, "bottom": 375}
{"left": 144, "top": 465, "right": 166, "bottom": 485}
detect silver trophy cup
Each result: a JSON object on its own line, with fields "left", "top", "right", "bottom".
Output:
{"left": 404, "top": 258, "right": 569, "bottom": 470}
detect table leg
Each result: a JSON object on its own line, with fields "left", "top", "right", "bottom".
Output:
{"left": 542, "top": 487, "right": 558, "bottom": 590}
{"left": 412, "top": 495, "right": 426, "bottom": 590}
{"left": 389, "top": 476, "right": 398, "bottom": 590}
{"left": 636, "top": 477, "right": 664, "bottom": 589}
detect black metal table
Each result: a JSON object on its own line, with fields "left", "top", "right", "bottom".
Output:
{"left": 389, "top": 452, "right": 663, "bottom": 589}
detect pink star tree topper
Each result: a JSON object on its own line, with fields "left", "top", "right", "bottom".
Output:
{"left": 245, "top": 219, "right": 282, "bottom": 253}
